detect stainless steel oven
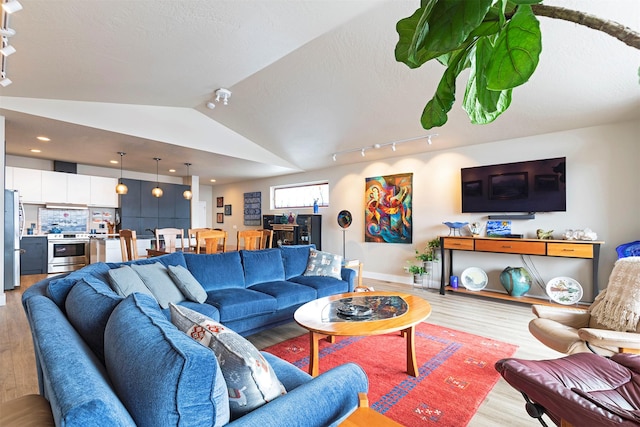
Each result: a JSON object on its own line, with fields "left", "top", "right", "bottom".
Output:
{"left": 47, "top": 233, "right": 90, "bottom": 273}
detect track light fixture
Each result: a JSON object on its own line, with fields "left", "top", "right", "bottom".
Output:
{"left": 115, "top": 152, "right": 128, "bottom": 195}
{"left": 0, "top": 0, "right": 22, "bottom": 88}
{"left": 331, "top": 134, "right": 438, "bottom": 162}
{"left": 151, "top": 158, "right": 163, "bottom": 198}
{"left": 183, "top": 163, "right": 193, "bottom": 200}
{"left": 206, "top": 88, "right": 232, "bottom": 109}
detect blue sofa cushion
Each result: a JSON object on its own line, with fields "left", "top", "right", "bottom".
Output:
{"left": 304, "top": 249, "right": 343, "bottom": 279}
{"left": 289, "top": 275, "right": 351, "bottom": 298}
{"left": 109, "top": 250, "right": 188, "bottom": 269}
{"left": 104, "top": 293, "right": 230, "bottom": 427}
{"left": 46, "top": 262, "right": 112, "bottom": 308}
{"left": 184, "top": 252, "right": 246, "bottom": 291}
{"left": 205, "top": 288, "right": 276, "bottom": 322}
{"left": 26, "top": 295, "right": 136, "bottom": 426}
{"left": 167, "top": 264, "right": 207, "bottom": 303}
{"left": 170, "top": 304, "right": 286, "bottom": 420}
{"left": 241, "top": 249, "right": 286, "bottom": 286}
{"left": 65, "top": 275, "right": 123, "bottom": 363}
{"left": 249, "top": 281, "right": 317, "bottom": 310}
{"left": 130, "top": 263, "right": 186, "bottom": 309}
{"left": 280, "top": 245, "right": 315, "bottom": 280}
{"left": 107, "top": 265, "right": 157, "bottom": 299}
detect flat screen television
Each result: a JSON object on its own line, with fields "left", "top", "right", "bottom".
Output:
{"left": 461, "top": 157, "right": 566, "bottom": 213}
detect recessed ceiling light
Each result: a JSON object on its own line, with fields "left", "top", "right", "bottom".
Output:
{"left": 36, "top": 136, "right": 50, "bottom": 141}
{"left": 110, "top": 160, "right": 118, "bottom": 164}
{"left": 210, "top": 179, "right": 216, "bottom": 183}
{"left": 30, "top": 149, "right": 41, "bottom": 153}
{"left": 169, "top": 169, "right": 176, "bottom": 173}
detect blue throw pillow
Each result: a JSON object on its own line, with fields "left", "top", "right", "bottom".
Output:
{"left": 167, "top": 264, "right": 207, "bottom": 303}
{"left": 130, "top": 263, "right": 185, "bottom": 309}
{"left": 107, "top": 265, "right": 156, "bottom": 299}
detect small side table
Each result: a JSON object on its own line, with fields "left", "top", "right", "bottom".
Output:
{"left": 343, "top": 259, "right": 364, "bottom": 289}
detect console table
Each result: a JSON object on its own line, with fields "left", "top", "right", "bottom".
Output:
{"left": 439, "top": 236, "right": 603, "bottom": 302}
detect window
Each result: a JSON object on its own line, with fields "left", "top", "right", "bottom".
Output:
{"left": 272, "top": 181, "right": 329, "bottom": 209}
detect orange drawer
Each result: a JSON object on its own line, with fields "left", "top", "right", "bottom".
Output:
{"left": 547, "top": 243, "right": 593, "bottom": 258}
{"left": 442, "top": 238, "right": 474, "bottom": 251}
{"left": 476, "top": 239, "right": 546, "bottom": 255}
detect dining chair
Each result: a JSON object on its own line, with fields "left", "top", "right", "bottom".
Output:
{"left": 259, "top": 229, "right": 274, "bottom": 249}
{"left": 119, "top": 229, "right": 141, "bottom": 261}
{"left": 237, "top": 230, "right": 263, "bottom": 251}
{"left": 155, "top": 228, "right": 185, "bottom": 253}
{"left": 187, "top": 227, "right": 211, "bottom": 251}
{"left": 196, "top": 229, "right": 228, "bottom": 254}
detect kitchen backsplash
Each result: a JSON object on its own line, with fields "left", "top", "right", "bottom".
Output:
{"left": 38, "top": 208, "right": 89, "bottom": 233}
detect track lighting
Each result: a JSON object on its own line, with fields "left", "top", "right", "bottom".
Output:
{"left": 115, "top": 152, "right": 128, "bottom": 195}
{"left": 0, "top": 44, "right": 15, "bottom": 56}
{"left": 0, "top": 76, "right": 11, "bottom": 87}
{"left": 330, "top": 134, "right": 438, "bottom": 162}
{"left": 206, "top": 88, "right": 232, "bottom": 109}
{"left": 2, "top": 0, "right": 22, "bottom": 14}
{"left": 0, "top": 28, "right": 15, "bottom": 37}
{"left": 151, "top": 158, "right": 163, "bottom": 198}
{"left": 183, "top": 163, "right": 193, "bottom": 200}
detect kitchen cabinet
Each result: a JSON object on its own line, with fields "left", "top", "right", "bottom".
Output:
{"left": 12, "top": 168, "right": 42, "bottom": 203}
{"left": 20, "top": 236, "right": 47, "bottom": 275}
{"left": 119, "top": 178, "right": 191, "bottom": 236}
{"left": 90, "top": 237, "right": 152, "bottom": 263}
{"left": 41, "top": 171, "right": 91, "bottom": 204}
{"left": 5, "top": 166, "right": 14, "bottom": 190}
{"left": 89, "top": 176, "right": 118, "bottom": 207}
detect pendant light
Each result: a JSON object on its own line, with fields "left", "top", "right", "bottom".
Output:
{"left": 115, "top": 152, "right": 128, "bottom": 194}
{"left": 183, "top": 162, "right": 193, "bottom": 200}
{"left": 151, "top": 157, "right": 163, "bottom": 198}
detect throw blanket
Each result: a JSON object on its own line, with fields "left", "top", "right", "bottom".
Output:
{"left": 591, "top": 257, "right": 640, "bottom": 332}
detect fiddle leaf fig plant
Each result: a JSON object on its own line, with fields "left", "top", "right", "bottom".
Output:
{"left": 395, "top": 0, "right": 640, "bottom": 130}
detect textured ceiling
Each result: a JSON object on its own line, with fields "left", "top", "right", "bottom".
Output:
{"left": 0, "top": 0, "right": 638, "bottom": 184}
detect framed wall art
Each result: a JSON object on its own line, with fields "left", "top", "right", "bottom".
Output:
{"left": 216, "top": 197, "right": 224, "bottom": 208}
{"left": 216, "top": 213, "right": 224, "bottom": 224}
{"left": 243, "top": 191, "right": 262, "bottom": 226}
{"left": 365, "top": 172, "right": 412, "bottom": 244}
{"left": 224, "top": 204, "right": 232, "bottom": 216}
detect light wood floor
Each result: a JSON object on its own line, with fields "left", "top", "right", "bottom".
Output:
{"left": 1, "top": 275, "right": 562, "bottom": 426}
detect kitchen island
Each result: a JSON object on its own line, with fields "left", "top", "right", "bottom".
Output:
{"left": 89, "top": 234, "right": 153, "bottom": 263}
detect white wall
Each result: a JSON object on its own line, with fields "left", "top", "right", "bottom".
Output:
{"left": 211, "top": 121, "right": 639, "bottom": 301}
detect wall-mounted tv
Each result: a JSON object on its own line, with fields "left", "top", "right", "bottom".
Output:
{"left": 461, "top": 157, "right": 566, "bottom": 213}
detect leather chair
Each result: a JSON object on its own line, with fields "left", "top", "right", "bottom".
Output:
{"left": 496, "top": 352, "right": 640, "bottom": 426}
{"left": 529, "top": 256, "right": 640, "bottom": 356}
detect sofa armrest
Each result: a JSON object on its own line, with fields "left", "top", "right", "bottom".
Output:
{"left": 341, "top": 268, "right": 356, "bottom": 292}
{"left": 228, "top": 362, "right": 368, "bottom": 427}
{"left": 578, "top": 328, "right": 640, "bottom": 351}
{"left": 532, "top": 305, "right": 590, "bottom": 328}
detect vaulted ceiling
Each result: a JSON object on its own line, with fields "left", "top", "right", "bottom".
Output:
{"left": 1, "top": 0, "right": 638, "bottom": 184}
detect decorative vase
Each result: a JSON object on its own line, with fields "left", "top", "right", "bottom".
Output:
{"left": 499, "top": 266, "right": 532, "bottom": 297}
{"left": 313, "top": 199, "right": 319, "bottom": 214}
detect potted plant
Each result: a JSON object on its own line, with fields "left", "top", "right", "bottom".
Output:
{"left": 427, "top": 238, "right": 441, "bottom": 261}
{"left": 407, "top": 263, "right": 427, "bottom": 285}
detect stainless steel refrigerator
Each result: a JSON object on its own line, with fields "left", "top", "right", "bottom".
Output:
{"left": 4, "top": 189, "right": 23, "bottom": 290}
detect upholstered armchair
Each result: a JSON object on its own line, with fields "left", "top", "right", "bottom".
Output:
{"left": 529, "top": 256, "right": 640, "bottom": 356}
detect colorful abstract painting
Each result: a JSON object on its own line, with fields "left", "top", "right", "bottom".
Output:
{"left": 365, "top": 173, "right": 412, "bottom": 243}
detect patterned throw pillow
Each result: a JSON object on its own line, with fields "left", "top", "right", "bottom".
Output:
{"left": 169, "top": 303, "right": 286, "bottom": 419}
{"left": 303, "top": 249, "right": 343, "bottom": 279}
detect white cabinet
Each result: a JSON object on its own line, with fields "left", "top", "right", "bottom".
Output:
{"left": 5, "top": 166, "right": 14, "bottom": 189}
{"left": 41, "top": 171, "right": 91, "bottom": 204}
{"left": 90, "top": 176, "right": 118, "bottom": 207}
{"left": 90, "top": 238, "right": 151, "bottom": 263}
{"left": 12, "top": 168, "right": 42, "bottom": 203}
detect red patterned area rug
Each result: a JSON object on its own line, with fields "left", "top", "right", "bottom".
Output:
{"left": 263, "top": 322, "right": 518, "bottom": 426}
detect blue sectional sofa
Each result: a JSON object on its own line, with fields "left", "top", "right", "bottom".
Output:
{"left": 22, "top": 245, "right": 367, "bottom": 426}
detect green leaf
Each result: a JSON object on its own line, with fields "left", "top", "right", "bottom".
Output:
{"left": 396, "top": 0, "right": 492, "bottom": 68}
{"left": 463, "top": 38, "right": 513, "bottom": 124}
{"left": 486, "top": 5, "right": 541, "bottom": 90}
{"left": 510, "top": 0, "right": 543, "bottom": 5}
{"left": 395, "top": 0, "right": 438, "bottom": 68}
{"left": 421, "top": 46, "right": 473, "bottom": 129}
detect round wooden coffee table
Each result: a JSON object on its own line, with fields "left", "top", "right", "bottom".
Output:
{"left": 294, "top": 291, "right": 431, "bottom": 377}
